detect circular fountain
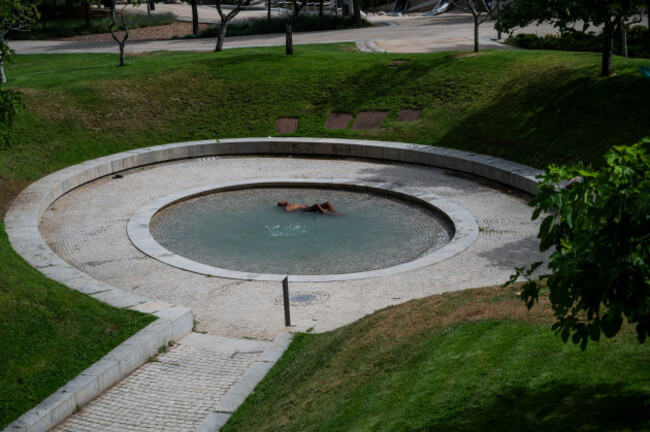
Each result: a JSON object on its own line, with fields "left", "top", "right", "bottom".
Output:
{"left": 128, "top": 179, "right": 479, "bottom": 282}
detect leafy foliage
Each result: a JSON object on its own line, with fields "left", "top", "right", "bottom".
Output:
{"left": 0, "top": 0, "right": 39, "bottom": 84}
{"left": 0, "top": 88, "right": 21, "bottom": 150}
{"left": 506, "top": 25, "right": 650, "bottom": 59}
{"left": 496, "top": 0, "right": 646, "bottom": 75}
{"left": 508, "top": 140, "right": 650, "bottom": 349}
{"left": 193, "top": 15, "right": 361, "bottom": 39}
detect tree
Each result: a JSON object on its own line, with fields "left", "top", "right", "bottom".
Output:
{"left": 190, "top": 0, "right": 199, "bottom": 36}
{"left": 285, "top": 0, "right": 306, "bottom": 55}
{"left": 1, "top": 0, "right": 39, "bottom": 84}
{"left": 214, "top": 0, "right": 252, "bottom": 52}
{"left": 453, "top": 0, "right": 497, "bottom": 52}
{"left": 108, "top": 0, "right": 140, "bottom": 66}
{"left": 508, "top": 140, "right": 650, "bottom": 350}
{"left": 352, "top": 0, "right": 361, "bottom": 27}
{"left": 497, "top": 0, "right": 646, "bottom": 76}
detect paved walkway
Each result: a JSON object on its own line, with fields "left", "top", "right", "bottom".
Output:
{"left": 52, "top": 333, "right": 271, "bottom": 432}
{"left": 11, "top": 11, "right": 561, "bottom": 55}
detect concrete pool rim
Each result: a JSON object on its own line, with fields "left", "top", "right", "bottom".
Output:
{"left": 127, "top": 179, "right": 479, "bottom": 282}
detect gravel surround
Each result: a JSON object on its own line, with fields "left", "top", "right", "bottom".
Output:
{"left": 3, "top": 138, "right": 543, "bottom": 432}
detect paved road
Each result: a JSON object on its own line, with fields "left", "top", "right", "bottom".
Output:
{"left": 11, "top": 10, "right": 560, "bottom": 55}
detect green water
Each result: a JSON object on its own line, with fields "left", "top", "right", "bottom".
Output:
{"left": 150, "top": 187, "right": 453, "bottom": 275}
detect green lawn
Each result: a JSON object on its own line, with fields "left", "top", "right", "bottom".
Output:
{"left": 222, "top": 286, "right": 650, "bottom": 432}
{"left": 0, "top": 228, "right": 155, "bottom": 427}
{"left": 1, "top": 45, "right": 650, "bottom": 428}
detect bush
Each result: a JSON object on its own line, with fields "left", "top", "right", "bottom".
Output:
{"left": 196, "top": 14, "right": 362, "bottom": 39}
{"left": 0, "top": 89, "right": 22, "bottom": 150}
{"left": 509, "top": 140, "right": 650, "bottom": 349}
{"left": 506, "top": 28, "right": 650, "bottom": 59}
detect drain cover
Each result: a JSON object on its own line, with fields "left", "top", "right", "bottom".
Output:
{"left": 290, "top": 293, "right": 317, "bottom": 303}
{"left": 274, "top": 291, "right": 330, "bottom": 306}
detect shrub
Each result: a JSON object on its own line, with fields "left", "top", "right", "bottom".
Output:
{"left": 197, "top": 14, "right": 362, "bottom": 39}
{"left": 509, "top": 140, "right": 650, "bottom": 349}
{"left": 506, "top": 28, "right": 650, "bottom": 59}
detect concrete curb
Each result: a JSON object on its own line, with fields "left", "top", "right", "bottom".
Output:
{"left": 196, "top": 332, "right": 294, "bottom": 432}
{"left": 355, "top": 39, "right": 386, "bottom": 52}
{"left": 3, "top": 137, "right": 540, "bottom": 432}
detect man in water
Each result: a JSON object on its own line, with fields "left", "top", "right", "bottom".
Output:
{"left": 278, "top": 201, "right": 337, "bottom": 214}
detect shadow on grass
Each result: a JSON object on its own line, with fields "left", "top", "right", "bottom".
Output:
{"left": 419, "top": 383, "right": 650, "bottom": 432}
{"left": 435, "top": 61, "right": 650, "bottom": 168}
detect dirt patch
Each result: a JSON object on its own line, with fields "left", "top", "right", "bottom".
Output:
{"left": 0, "top": 179, "right": 32, "bottom": 219}
{"left": 351, "top": 111, "right": 388, "bottom": 130}
{"left": 324, "top": 112, "right": 353, "bottom": 130}
{"left": 275, "top": 117, "right": 299, "bottom": 134}
{"left": 58, "top": 21, "right": 210, "bottom": 42}
{"left": 396, "top": 109, "right": 422, "bottom": 122}
{"left": 342, "top": 284, "right": 555, "bottom": 349}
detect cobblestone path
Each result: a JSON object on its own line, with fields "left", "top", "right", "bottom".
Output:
{"left": 52, "top": 334, "right": 270, "bottom": 432}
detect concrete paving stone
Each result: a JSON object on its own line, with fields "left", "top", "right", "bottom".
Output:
{"left": 324, "top": 112, "right": 353, "bottom": 130}
{"left": 351, "top": 111, "right": 389, "bottom": 130}
{"left": 52, "top": 341, "right": 258, "bottom": 432}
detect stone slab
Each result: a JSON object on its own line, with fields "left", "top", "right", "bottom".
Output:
{"left": 351, "top": 111, "right": 388, "bottom": 130}
{"left": 275, "top": 117, "right": 299, "bottom": 134}
{"left": 397, "top": 109, "right": 422, "bottom": 122}
{"left": 324, "top": 112, "right": 353, "bottom": 129}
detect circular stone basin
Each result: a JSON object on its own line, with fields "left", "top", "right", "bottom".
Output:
{"left": 149, "top": 187, "right": 454, "bottom": 275}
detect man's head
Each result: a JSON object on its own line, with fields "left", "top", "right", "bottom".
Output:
{"left": 278, "top": 201, "right": 288, "bottom": 207}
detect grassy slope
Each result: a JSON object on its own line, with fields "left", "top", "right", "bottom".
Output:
{"left": 0, "top": 229, "right": 155, "bottom": 427}
{"left": 1, "top": 46, "right": 650, "bottom": 427}
{"left": 222, "top": 286, "right": 650, "bottom": 432}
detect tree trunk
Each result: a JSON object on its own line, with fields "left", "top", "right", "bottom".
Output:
{"left": 0, "top": 58, "right": 6, "bottom": 85}
{"left": 0, "top": 35, "right": 6, "bottom": 85}
{"left": 601, "top": 21, "right": 614, "bottom": 76}
{"left": 215, "top": 21, "right": 228, "bottom": 51}
{"left": 647, "top": 1, "right": 650, "bottom": 39}
{"left": 285, "top": 20, "right": 293, "bottom": 55}
{"left": 85, "top": 1, "right": 90, "bottom": 27}
{"left": 319, "top": 0, "right": 323, "bottom": 19}
{"left": 267, "top": 0, "right": 272, "bottom": 20}
{"left": 119, "top": 43, "right": 125, "bottom": 66}
{"left": 474, "top": 15, "right": 479, "bottom": 52}
{"left": 496, "top": 0, "right": 501, "bottom": 39}
{"left": 191, "top": 0, "right": 199, "bottom": 36}
{"left": 622, "top": 24, "right": 628, "bottom": 58}
{"left": 42, "top": 0, "right": 48, "bottom": 33}
{"left": 353, "top": 0, "right": 361, "bottom": 27}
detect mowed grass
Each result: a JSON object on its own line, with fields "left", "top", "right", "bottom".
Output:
{"left": 222, "top": 285, "right": 650, "bottom": 432}
{"left": 3, "top": 46, "right": 650, "bottom": 212}
{"left": 0, "top": 228, "right": 155, "bottom": 427}
{"left": 1, "top": 46, "right": 650, "bottom": 428}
